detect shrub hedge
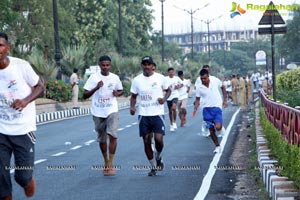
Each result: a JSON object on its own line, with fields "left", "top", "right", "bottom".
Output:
{"left": 276, "top": 68, "right": 300, "bottom": 107}
{"left": 45, "top": 80, "right": 130, "bottom": 102}
{"left": 259, "top": 106, "right": 300, "bottom": 188}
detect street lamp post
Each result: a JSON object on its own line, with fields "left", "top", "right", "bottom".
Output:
{"left": 174, "top": 3, "right": 209, "bottom": 60}
{"left": 201, "top": 15, "right": 222, "bottom": 61}
{"left": 52, "top": 0, "right": 61, "bottom": 79}
{"left": 118, "top": 0, "right": 123, "bottom": 55}
{"left": 159, "top": 0, "right": 166, "bottom": 62}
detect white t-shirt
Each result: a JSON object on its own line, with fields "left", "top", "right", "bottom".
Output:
{"left": 224, "top": 80, "right": 232, "bottom": 92}
{"left": 195, "top": 75, "right": 222, "bottom": 95}
{"left": 0, "top": 56, "right": 39, "bottom": 136}
{"left": 165, "top": 76, "right": 182, "bottom": 100}
{"left": 130, "top": 72, "right": 169, "bottom": 116}
{"left": 196, "top": 76, "right": 223, "bottom": 109}
{"left": 84, "top": 72, "right": 123, "bottom": 118}
{"left": 195, "top": 75, "right": 218, "bottom": 89}
{"left": 178, "top": 79, "right": 191, "bottom": 100}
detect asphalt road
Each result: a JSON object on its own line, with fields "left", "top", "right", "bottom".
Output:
{"left": 10, "top": 97, "right": 241, "bottom": 200}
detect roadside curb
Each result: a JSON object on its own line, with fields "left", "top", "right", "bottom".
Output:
{"left": 255, "top": 103, "right": 299, "bottom": 200}
{"left": 36, "top": 100, "right": 130, "bottom": 125}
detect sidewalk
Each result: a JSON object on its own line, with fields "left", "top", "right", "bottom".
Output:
{"left": 35, "top": 97, "right": 130, "bottom": 124}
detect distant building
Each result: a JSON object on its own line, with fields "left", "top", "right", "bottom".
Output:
{"left": 165, "top": 29, "right": 268, "bottom": 54}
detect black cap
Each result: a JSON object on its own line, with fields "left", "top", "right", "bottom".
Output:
{"left": 141, "top": 56, "right": 154, "bottom": 65}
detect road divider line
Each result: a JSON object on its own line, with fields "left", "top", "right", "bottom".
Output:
{"left": 118, "top": 128, "right": 125, "bottom": 131}
{"left": 51, "top": 152, "right": 66, "bottom": 157}
{"left": 70, "top": 145, "right": 82, "bottom": 150}
{"left": 125, "top": 125, "right": 132, "bottom": 128}
{"left": 194, "top": 108, "right": 240, "bottom": 200}
{"left": 84, "top": 140, "right": 95, "bottom": 145}
{"left": 34, "top": 159, "right": 47, "bottom": 164}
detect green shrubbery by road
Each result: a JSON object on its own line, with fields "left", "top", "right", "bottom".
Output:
{"left": 260, "top": 106, "right": 300, "bottom": 189}
{"left": 276, "top": 67, "right": 300, "bottom": 108}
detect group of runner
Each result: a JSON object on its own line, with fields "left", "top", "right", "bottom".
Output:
{"left": 0, "top": 31, "right": 227, "bottom": 200}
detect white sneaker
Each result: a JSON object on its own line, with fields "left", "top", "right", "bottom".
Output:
{"left": 217, "top": 126, "right": 226, "bottom": 137}
{"left": 220, "top": 126, "right": 226, "bottom": 136}
{"left": 173, "top": 123, "right": 177, "bottom": 130}
{"left": 205, "top": 129, "right": 210, "bottom": 137}
{"left": 170, "top": 124, "right": 174, "bottom": 132}
{"left": 213, "top": 146, "right": 222, "bottom": 154}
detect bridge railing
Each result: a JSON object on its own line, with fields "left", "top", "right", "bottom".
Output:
{"left": 259, "top": 89, "right": 300, "bottom": 145}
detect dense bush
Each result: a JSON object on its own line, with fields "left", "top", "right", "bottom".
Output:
{"left": 276, "top": 68, "right": 300, "bottom": 107}
{"left": 260, "top": 106, "right": 300, "bottom": 188}
{"left": 45, "top": 80, "right": 83, "bottom": 102}
{"left": 45, "top": 80, "right": 72, "bottom": 102}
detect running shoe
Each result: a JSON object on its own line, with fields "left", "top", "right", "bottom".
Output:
{"left": 170, "top": 124, "right": 174, "bottom": 132}
{"left": 205, "top": 129, "right": 210, "bottom": 137}
{"left": 156, "top": 157, "right": 164, "bottom": 171}
{"left": 173, "top": 123, "right": 177, "bottom": 130}
{"left": 148, "top": 169, "right": 157, "bottom": 176}
{"left": 220, "top": 126, "right": 226, "bottom": 136}
{"left": 213, "top": 146, "right": 222, "bottom": 154}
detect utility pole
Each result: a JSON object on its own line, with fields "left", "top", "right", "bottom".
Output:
{"left": 52, "top": 0, "right": 61, "bottom": 79}
{"left": 159, "top": 0, "right": 166, "bottom": 62}
{"left": 174, "top": 3, "right": 209, "bottom": 60}
{"left": 118, "top": 0, "right": 123, "bottom": 55}
{"left": 200, "top": 15, "right": 222, "bottom": 61}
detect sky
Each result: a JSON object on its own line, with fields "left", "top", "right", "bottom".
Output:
{"left": 150, "top": 0, "right": 299, "bottom": 34}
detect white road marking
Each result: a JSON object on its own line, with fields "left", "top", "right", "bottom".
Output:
{"left": 70, "top": 145, "right": 82, "bottom": 150}
{"left": 10, "top": 159, "right": 48, "bottom": 174}
{"left": 51, "top": 152, "right": 66, "bottom": 157}
{"left": 34, "top": 159, "right": 47, "bottom": 164}
{"left": 85, "top": 140, "right": 95, "bottom": 146}
{"left": 132, "top": 122, "right": 138, "bottom": 125}
{"left": 125, "top": 125, "right": 132, "bottom": 128}
{"left": 194, "top": 108, "right": 241, "bottom": 200}
{"left": 118, "top": 128, "right": 125, "bottom": 131}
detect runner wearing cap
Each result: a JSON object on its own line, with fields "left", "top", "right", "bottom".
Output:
{"left": 130, "top": 56, "right": 171, "bottom": 176}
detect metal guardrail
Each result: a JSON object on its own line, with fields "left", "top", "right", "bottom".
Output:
{"left": 259, "top": 89, "right": 300, "bottom": 145}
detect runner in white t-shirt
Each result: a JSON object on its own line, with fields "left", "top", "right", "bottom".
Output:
{"left": 83, "top": 55, "right": 123, "bottom": 176}
{"left": 192, "top": 69, "right": 227, "bottom": 154}
{"left": 130, "top": 56, "right": 171, "bottom": 176}
{"left": 0, "top": 32, "right": 45, "bottom": 199}
{"left": 165, "top": 67, "right": 183, "bottom": 131}
{"left": 177, "top": 70, "right": 190, "bottom": 127}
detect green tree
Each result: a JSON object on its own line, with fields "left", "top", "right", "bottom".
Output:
{"left": 278, "top": 10, "right": 300, "bottom": 64}
{"left": 60, "top": 45, "right": 88, "bottom": 76}
{"left": 27, "top": 47, "right": 58, "bottom": 82}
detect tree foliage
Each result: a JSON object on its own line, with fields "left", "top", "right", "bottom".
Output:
{"left": 278, "top": 9, "right": 300, "bottom": 64}
{"left": 61, "top": 45, "right": 88, "bottom": 76}
{"left": 27, "top": 47, "right": 58, "bottom": 82}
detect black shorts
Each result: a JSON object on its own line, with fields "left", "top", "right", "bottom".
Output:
{"left": 167, "top": 98, "right": 178, "bottom": 108}
{"left": 138, "top": 115, "right": 165, "bottom": 137}
{"left": 0, "top": 132, "right": 35, "bottom": 198}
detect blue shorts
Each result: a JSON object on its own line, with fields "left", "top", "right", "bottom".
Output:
{"left": 203, "top": 107, "right": 222, "bottom": 129}
{"left": 138, "top": 115, "right": 165, "bottom": 137}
